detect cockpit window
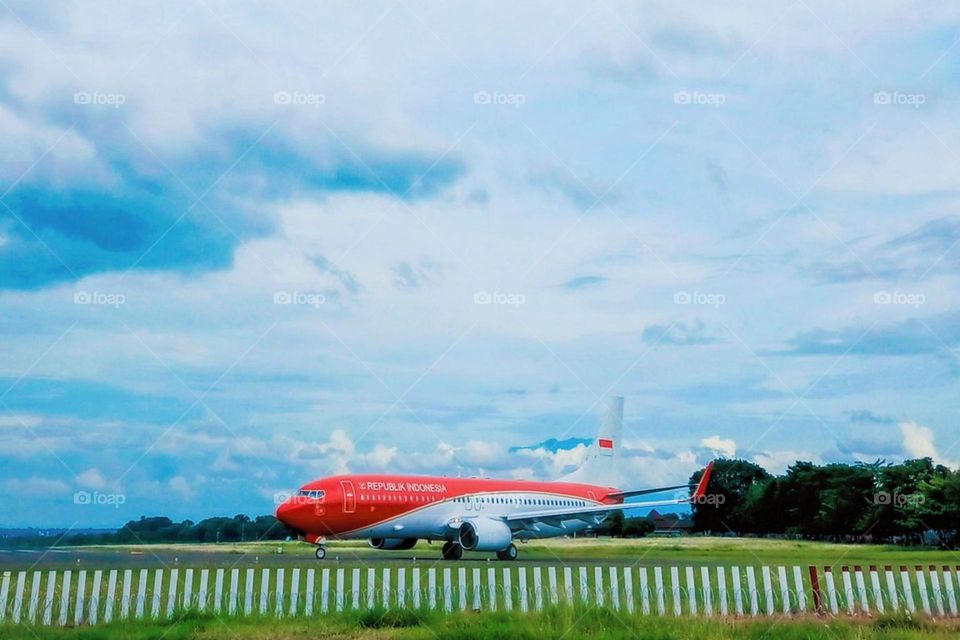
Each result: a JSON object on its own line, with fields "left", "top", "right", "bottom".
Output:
{"left": 297, "top": 489, "right": 325, "bottom": 500}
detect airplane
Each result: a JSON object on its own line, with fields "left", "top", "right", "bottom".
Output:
{"left": 275, "top": 397, "right": 714, "bottom": 560}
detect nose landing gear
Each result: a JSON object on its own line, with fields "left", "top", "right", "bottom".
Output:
{"left": 315, "top": 546, "right": 326, "bottom": 560}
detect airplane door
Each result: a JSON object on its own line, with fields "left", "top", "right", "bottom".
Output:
{"left": 587, "top": 490, "right": 597, "bottom": 503}
{"left": 340, "top": 480, "right": 356, "bottom": 513}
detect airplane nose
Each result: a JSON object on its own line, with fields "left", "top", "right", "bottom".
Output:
{"left": 275, "top": 496, "right": 314, "bottom": 533}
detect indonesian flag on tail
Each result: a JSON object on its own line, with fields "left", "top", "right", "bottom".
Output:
{"left": 598, "top": 437, "right": 614, "bottom": 455}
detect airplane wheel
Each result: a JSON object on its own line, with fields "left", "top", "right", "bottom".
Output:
{"left": 496, "top": 544, "right": 518, "bottom": 561}
{"left": 315, "top": 546, "right": 326, "bottom": 560}
{"left": 441, "top": 542, "right": 463, "bottom": 560}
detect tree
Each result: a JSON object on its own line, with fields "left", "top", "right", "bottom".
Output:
{"left": 689, "top": 459, "right": 770, "bottom": 534}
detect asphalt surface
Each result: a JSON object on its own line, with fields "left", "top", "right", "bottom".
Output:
{"left": 0, "top": 545, "right": 642, "bottom": 570}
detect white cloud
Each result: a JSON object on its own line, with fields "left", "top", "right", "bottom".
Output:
{"left": 5, "top": 477, "right": 71, "bottom": 496}
{"left": 168, "top": 476, "right": 195, "bottom": 501}
{"left": 751, "top": 450, "right": 821, "bottom": 475}
{"left": 900, "top": 420, "right": 958, "bottom": 468}
{"left": 76, "top": 468, "right": 106, "bottom": 490}
{"left": 700, "top": 435, "right": 736, "bottom": 458}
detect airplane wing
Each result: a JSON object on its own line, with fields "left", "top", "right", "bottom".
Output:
{"left": 505, "top": 461, "right": 714, "bottom": 528}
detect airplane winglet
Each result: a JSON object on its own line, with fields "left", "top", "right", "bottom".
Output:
{"left": 691, "top": 461, "right": 714, "bottom": 501}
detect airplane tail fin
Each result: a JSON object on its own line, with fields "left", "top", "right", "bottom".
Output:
{"left": 559, "top": 396, "right": 623, "bottom": 486}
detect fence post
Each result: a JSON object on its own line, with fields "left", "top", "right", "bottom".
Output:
{"left": 274, "top": 568, "right": 286, "bottom": 617}
{"left": 120, "top": 569, "right": 132, "bottom": 619}
{"left": 942, "top": 566, "right": 957, "bottom": 616}
{"left": 320, "top": 568, "right": 330, "bottom": 614}
{"left": 27, "top": 571, "right": 40, "bottom": 623}
{"left": 746, "top": 567, "right": 758, "bottom": 616}
{"left": 443, "top": 567, "right": 452, "bottom": 612}
{"left": 386, "top": 568, "right": 395, "bottom": 610}
{"left": 761, "top": 566, "right": 774, "bottom": 616}
{"left": 183, "top": 568, "right": 193, "bottom": 611}
{"left": 58, "top": 571, "right": 71, "bottom": 626}
{"left": 198, "top": 569, "right": 209, "bottom": 614}
{"left": 165, "top": 568, "right": 178, "bottom": 618}
{"left": 548, "top": 567, "right": 558, "bottom": 606}
{"left": 472, "top": 568, "right": 481, "bottom": 611}
{"left": 915, "top": 566, "right": 930, "bottom": 615}
{"left": 900, "top": 566, "right": 914, "bottom": 614}
{"left": 103, "top": 569, "right": 117, "bottom": 623}
{"left": 89, "top": 570, "right": 103, "bottom": 625}
{"left": 594, "top": 566, "right": 604, "bottom": 607}
{"left": 213, "top": 569, "right": 224, "bottom": 614}
{"left": 841, "top": 567, "right": 854, "bottom": 615}
{"left": 869, "top": 566, "right": 883, "bottom": 614}
{"left": 227, "top": 569, "right": 238, "bottom": 616}
{"left": 578, "top": 567, "right": 588, "bottom": 605}
{"left": 639, "top": 567, "right": 651, "bottom": 615}
{"left": 685, "top": 566, "right": 697, "bottom": 615}
{"left": 777, "top": 566, "right": 789, "bottom": 614}
{"left": 0, "top": 571, "right": 9, "bottom": 623}
{"left": 532, "top": 567, "right": 542, "bottom": 611}
{"left": 884, "top": 566, "right": 898, "bottom": 613}
{"left": 13, "top": 571, "right": 26, "bottom": 623}
{"left": 824, "top": 567, "right": 839, "bottom": 615}
{"left": 487, "top": 567, "right": 496, "bottom": 611}
{"left": 854, "top": 566, "right": 869, "bottom": 614}
{"left": 654, "top": 566, "right": 665, "bottom": 616}
{"left": 260, "top": 569, "right": 270, "bottom": 615}
{"left": 427, "top": 568, "right": 437, "bottom": 610}
{"left": 397, "top": 567, "right": 405, "bottom": 610}
{"left": 335, "top": 568, "right": 344, "bottom": 612}
{"left": 289, "top": 568, "right": 300, "bottom": 616}
{"left": 366, "top": 568, "right": 375, "bottom": 610}
{"left": 717, "top": 566, "right": 727, "bottom": 616}
{"left": 518, "top": 567, "right": 528, "bottom": 612}
{"left": 670, "top": 567, "right": 681, "bottom": 616}
{"left": 624, "top": 567, "right": 634, "bottom": 614}
{"left": 350, "top": 568, "right": 360, "bottom": 611}
{"left": 702, "top": 566, "right": 712, "bottom": 616}
{"left": 731, "top": 566, "right": 743, "bottom": 615}
{"left": 74, "top": 570, "right": 86, "bottom": 625}
{"left": 304, "top": 569, "right": 315, "bottom": 616}
{"left": 502, "top": 568, "right": 512, "bottom": 611}
{"left": 563, "top": 567, "right": 573, "bottom": 604}
{"left": 152, "top": 569, "right": 163, "bottom": 619}
{"left": 793, "top": 566, "right": 805, "bottom": 613}
{"left": 407, "top": 567, "right": 417, "bottom": 610}
{"left": 929, "top": 566, "right": 944, "bottom": 617}
{"left": 43, "top": 570, "right": 56, "bottom": 625}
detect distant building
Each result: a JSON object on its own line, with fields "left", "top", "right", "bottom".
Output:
{"left": 646, "top": 510, "right": 693, "bottom": 535}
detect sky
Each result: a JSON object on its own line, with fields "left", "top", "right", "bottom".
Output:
{"left": 1, "top": 1, "right": 959, "bottom": 527}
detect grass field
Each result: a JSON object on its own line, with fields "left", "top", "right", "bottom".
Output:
{"left": 3, "top": 607, "right": 960, "bottom": 639}
{"left": 4, "top": 536, "right": 958, "bottom": 570}
{"left": 4, "top": 538, "right": 959, "bottom": 638}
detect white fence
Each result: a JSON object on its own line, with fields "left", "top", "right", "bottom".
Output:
{"left": 1, "top": 564, "right": 958, "bottom": 626}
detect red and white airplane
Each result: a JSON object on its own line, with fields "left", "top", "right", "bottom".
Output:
{"left": 276, "top": 397, "right": 714, "bottom": 560}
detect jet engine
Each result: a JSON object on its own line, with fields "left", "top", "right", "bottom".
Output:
{"left": 457, "top": 518, "right": 512, "bottom": 551}
{"left": 369, "top": 537, "right": 418, "bottom": 550}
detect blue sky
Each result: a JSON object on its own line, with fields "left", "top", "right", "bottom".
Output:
{"left": 1, "top": 1, "right": 959, "bottom": 526}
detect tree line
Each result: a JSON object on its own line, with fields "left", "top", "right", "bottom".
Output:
{"left": 688, "top": 457, "right": 960, "bottom": 546}
{"left": 1, "top": 515, "right": 287, "bottom": 548}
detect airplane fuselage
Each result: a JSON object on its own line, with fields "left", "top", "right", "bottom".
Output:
{"left": 276, "top": 473, "right": 623, "bottom": 546}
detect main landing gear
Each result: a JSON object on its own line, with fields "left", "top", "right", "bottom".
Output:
{"left": 440, "top": 541, "right": 463, "bottom": 560}
{"left": 315, "top": 546, "right": 326, "bottom": 560}
{"left": 496, "top": 544, "right": 518, "bottom": 561}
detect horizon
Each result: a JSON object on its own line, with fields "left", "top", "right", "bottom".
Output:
{"left": 2, "top": 1, "right": 960, "bottom": 528}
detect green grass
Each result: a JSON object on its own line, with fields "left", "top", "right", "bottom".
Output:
{"left": 2, "top": 607, "right": 960, "bottom": 639}
{"left": 49, "top": 536, "right": 960, "bottom": 569}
